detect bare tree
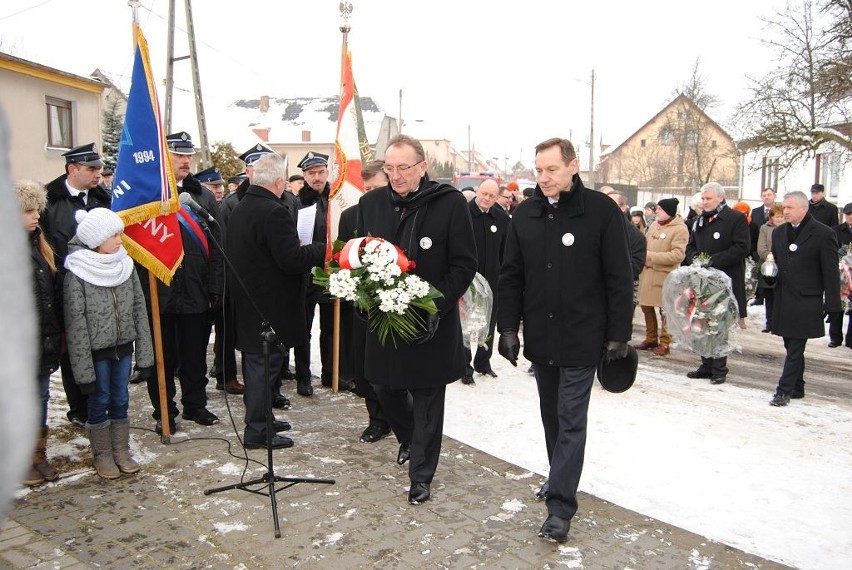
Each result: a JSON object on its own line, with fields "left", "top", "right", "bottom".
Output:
{"left": 736, "top": 0, "right": 852, "bottom": 167}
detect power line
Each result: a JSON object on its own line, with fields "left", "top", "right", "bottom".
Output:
{"left": 0, "top": 0, "right": 55, "bottom": 21}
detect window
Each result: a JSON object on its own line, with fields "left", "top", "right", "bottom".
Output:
{"left": 819, "top": 152, "right": 842, "bottom": 198}
{"left": 46, "top": 96, "right": 73, "bottom": 148}
{"left": 640, "top": 139, "right": 646, "bottom": 148}
{"left": 686, "top": 131, "right": 698, "bottom": 146}
{"left": 659, "top": 127, "right": 674, "bottom": 146}
{"left": 763, "top": 156, "right": 780, "bottom": 191}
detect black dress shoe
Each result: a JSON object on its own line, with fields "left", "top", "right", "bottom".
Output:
{"left": 68, "top": 415, "right": 87, "bottom": 429}
{"left": 475, "top": 367, "right": 498, "bottom": 378}
{"left": 686, "top": 369, "right": 713, "bottom": 379}
{"left": 281, "top": 369, "right": 296, "bottom": 380}
{"left": 272, "top": 420, "right": 291, "bottom": 432}
{"left": 828, "top": 341, "right": 840, "bottom": 348}
{"left": 244, "top": 435, "right": 294, "bottom": 449}
{"left": 129, "top": 370, "right": 148, "bottom": 384}
{"left": 397, "top": 441, "right": 411, "bottom": 465}
{"left": 155, "top": 419, "right": 177, "bottom": 435}
{"left": 329, "top": 378, "right": 356, "bottom": 391}
{"left": 761, "top": 328, "right": 771, "bottom": 333}
{"left": 296, "top": 380, "right": 313, "bottom": 397}
{"left": 461, "top": 375, "right": 475, "bottom": 385}
{"left": 535, "top": 480, "right": 549, "bottom": 500}
{"left": 538, "top": 514, "right": 570, "bottom": 543}
{"left": 183, "top": 408, "right": 219, "bottom": 426}
{"left": 408, "top": 482, "right": 430, "bottom": 504}
{"left": 710, "top": 376, "right": 726, "bottom": 385}
{"left": 360, "top": 424, "right": 391, "bottom": 443}
{"left": 770, "top": 391, "right": 790, "bottom": 407}
{"left": 272, "top": 394, "right": 291, "bottom": 409}
{"left": 790, "top": 391, "right": 805, "bottom": 399}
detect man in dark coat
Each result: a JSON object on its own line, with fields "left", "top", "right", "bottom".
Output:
{"left": 749, "top": 187, "right": 777, "bottom": 305}
{"left": 809, "top": 183, "right": 840, "bottom": 228}
{"left": 828, "top": 202, "right": 852, "bottom": 348}
{"left": 226, "top": 153, "right": 325, "bottom": 448}
{"left": 462, "top": 179, "right": 510, "bottom": 383}
{"left": 602, "top": 188, "right": 647, "bottom": 307}
{"left": 141, "top": 132, "right": 224, "bottom": 433}
{"left": 684, "top": 182, "right": 750, "bottom": 384}
{"left": 337, "top": 160, "right": 393, "bottom": 444}
{"left": 769, "top": 191, "right": 841, "bottom": 406}
{"left": 497, "top": 138, "right": 634, "bottom": 544}
{"left": 42, "top": 142, "right": 110, "bottom": 428}
{"left": 355, "top": 135, "right": 477, "bottom": 505}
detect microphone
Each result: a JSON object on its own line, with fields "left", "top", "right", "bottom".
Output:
{"left": 179, "top": 192, "right": 216, "bottom": 223}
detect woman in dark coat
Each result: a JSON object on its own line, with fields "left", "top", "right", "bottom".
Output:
{"left": 356, "top": 135, "right": 477, "bottom": 505}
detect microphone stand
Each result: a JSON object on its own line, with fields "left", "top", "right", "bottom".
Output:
{"left": 198, "top": 215, "right": 334, "bottom": 538}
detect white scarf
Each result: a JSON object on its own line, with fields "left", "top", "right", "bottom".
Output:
{"left": 64, "top": 246, "right": 134, "bottom": 288}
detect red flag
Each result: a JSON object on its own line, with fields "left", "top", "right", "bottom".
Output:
{"left": 327, "top": 45, "right": 366, "bottom": 261}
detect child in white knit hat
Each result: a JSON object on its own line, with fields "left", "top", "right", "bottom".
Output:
{"left": 63, "top": 208, "right": 153, "bottom": 480}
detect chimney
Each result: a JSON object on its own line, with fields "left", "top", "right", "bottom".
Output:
{"left": 260, "top": 95, "right": 269, "bottom": 113}
{"left": 301, "top": 130, "right": 311, "bottom": 142}
{"left": 252, "top": 128, "right": 269, "bottom": 142}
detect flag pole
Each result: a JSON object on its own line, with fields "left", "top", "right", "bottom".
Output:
{"left": 330, "top": 3, "right": 353, "bottom": 393}
{"left": 129, "top": 0, "right": 172, "bottom": 441}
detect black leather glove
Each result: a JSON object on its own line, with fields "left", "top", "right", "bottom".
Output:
{"left": 411, "top": 313, "right": 440, "bottom": 345}
{"left": 605, "top": 340, "right": 629, "bottom": 363}
{"left": 498, "top": 330, "right": 520, "bottom": 366}
{"left": 209, "top": 294, "right": 223, "bottom": 313}
{"left": 78, "top": 382, "right": 96, "bottom": 396}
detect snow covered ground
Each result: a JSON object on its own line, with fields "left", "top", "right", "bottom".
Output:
{"left": 444, "top": 306, "right": 852, "bottom": 570}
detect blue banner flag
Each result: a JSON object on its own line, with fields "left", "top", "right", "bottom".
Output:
{"left": 112, "top": 25, "right": 179, "bottom": 226}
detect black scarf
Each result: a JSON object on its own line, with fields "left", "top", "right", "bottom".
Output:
{"left": 697, "top": 203, "right": 725, "bottom": 228}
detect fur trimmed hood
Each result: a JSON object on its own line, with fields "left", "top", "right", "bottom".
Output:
{"left": 15, "top": 179, "right": 47, "bottom": 212}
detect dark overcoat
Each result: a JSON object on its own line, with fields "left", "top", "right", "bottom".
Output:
{"left": 685, "top": 205, "right": 751, "bottom": 317}
{"left": 497, "top": 177, "right": 634, "bottom": 368}
{"left": 226, "top": 185, "right": 325, "bottom": 353}
{"left": 809, "top": 198, "right": 839, "bottom": 228}
{"left": 468, "top": 199, "right": 510, "bottom": 287}
{"left": 355, "top": 179, "right": 477, "bottom": 388}
{"left": 771, "top": 213, "right": 841, "bottom": 339}
{"left": 42, "top": 175, "right": 112, "bottom": 267}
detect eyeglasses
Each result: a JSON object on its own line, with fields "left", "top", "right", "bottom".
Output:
{"left": 382, "top": 161, "right": 424, "bottom": 175}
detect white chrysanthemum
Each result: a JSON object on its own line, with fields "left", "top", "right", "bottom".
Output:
{"left": 328, "top": 269, "right": 360, "bottom": 302}
{"left": 403, "top": 275, "right": 430, "bottom": 298}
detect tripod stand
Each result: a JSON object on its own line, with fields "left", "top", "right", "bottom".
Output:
{"left": 196, "top": 205, "right": 334, "bottom": 538}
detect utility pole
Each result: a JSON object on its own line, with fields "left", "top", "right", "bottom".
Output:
{"left": 398, "top": 89, "right": 403, "bottom": 133}
{"left": 588, "top": 68, "right": 595, "bottom": 188}
{"left": 163, "top": 0, "right": 211, "bottom": 166}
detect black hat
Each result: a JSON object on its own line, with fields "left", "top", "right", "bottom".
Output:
{"left": 644, "top": 201, "right": 657, "bottom": 211}
{"left": 843, "top": 202, "right": 852, "bottom": 215}
{"left": 298, "top": 151, "right": 329, "bottom": 170}
{"left": 227, "top": 174, "right": 247, "bottom": 185}
{"left": 239, "top": 143, "right": 274, "bottom": 165}
{"left": 596, "top": 345, "right": 638, "bottom": 393}
{"left": 657, "top": 197, "right": 679, "bottom": 217}
{"left": 810, "top": 183, "right": 825, "bottom": 193}
{"left": 288, "top": 174, "right": 305, "bottom": 183}
{"left": 195, "top": 166, "right": 224, "bottom": 185}
{"left": 166, "top": 131, "right": 196, "bottom": 155}
{"left": 101, "top": 168, "right": 114, "bottom": 176}
{"left": 62, "top": 143, "right": 103, "bottom": 167}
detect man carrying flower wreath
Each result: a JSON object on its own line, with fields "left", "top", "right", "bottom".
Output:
{"left": 354, "top": 135, "right": 477, "bottom": 506}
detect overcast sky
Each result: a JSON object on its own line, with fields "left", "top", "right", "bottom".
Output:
{"left": 1, "top": 0, "right": 787, "bottom": 165}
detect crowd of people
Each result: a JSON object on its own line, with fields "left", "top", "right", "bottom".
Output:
{"left": 16, "top": 130, "right": 850, "bottom": 547}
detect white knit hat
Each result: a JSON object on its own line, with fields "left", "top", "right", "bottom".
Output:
{"left": 74, "top": 208, "right": 125, "bottom": 249}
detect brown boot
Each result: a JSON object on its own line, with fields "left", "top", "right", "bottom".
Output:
{"left": 633, "top": 340, "right": 658, "bottom": 350}
{"left": 88, "top": 421, "right": 120, "bottom": 479}
{"left": 23, "top": 463, "right": 44, "bottom": 486}
{"left": 109, "top": 419, "right": 140, "bottom": 474}
{"left": 653, "top": 344, "right": 670, "bottom": 356}
{"left": 34, "top": 426, "right": 59, "bottom": 481}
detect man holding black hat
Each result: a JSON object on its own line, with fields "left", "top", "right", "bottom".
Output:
{"left": 141, "top": 131, "right": 224, "bottom": 433}
{"left": 43, "top": 142, "right": 111, "bottom": 428}
{"left": 809, "top": 183, "right": 840, "bottom": 228}
{"left": 293, "top": 151, "right": 355, "bottom": 395}
{"left": 498, "top": 138, "right": 634, "bottom": 543}
{"left": 828, "top": 202, "right": 852, "bottom": 348}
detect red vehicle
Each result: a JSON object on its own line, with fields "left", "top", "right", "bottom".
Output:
{"left": 452, "top": 172, "right": 502, "bottom": 191}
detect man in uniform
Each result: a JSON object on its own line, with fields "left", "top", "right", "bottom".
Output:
{"left": 498, "top": 137, "right": 633, "bottom": 543}
{"left": 42, "top": 143, "right": 110, "bottom": 427}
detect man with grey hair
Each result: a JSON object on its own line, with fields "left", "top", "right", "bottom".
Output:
{"left": 768, "top": 191, "right": 841, "bottom": 406}
{"left": 684, "top": 182, "right": 750, "bottom": 384}
{"left": 226, "top": 153, "right": 325, "bottom": 448}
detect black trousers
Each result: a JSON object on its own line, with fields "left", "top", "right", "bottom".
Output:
{"left": 373, "top": 384, "right": 445, "bottom": 484}
{"left": 763, "top": 288, "right": 775, "bottom": 329}
{"left": 147, "top": 312, "right": 211, "bottom": 419}
{"left": 211, "top": 302, "right": 237, "bottom": 383}
{"left": 59, "top": 351, "right": 88, "bottom": 421}
{"left": 294, "top": 297, "right": 336, "bottom": 383}
{"left": 241, "top": 350, "right": 284, "bottom": 441}
{"left": 828, "top": 311, "right": 852, "bottom": 346}
{"left": 533, "top": 363, "right": 595, "bottom": 521}
{"left": 778, "top": 337, "right": 807, "bottom": 395}
{"left": 698, "top": 356, "right": 728, "bottom": 378}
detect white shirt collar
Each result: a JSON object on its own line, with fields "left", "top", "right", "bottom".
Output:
{"left": 65, "top": 180, "right": 87, "bottom": 203}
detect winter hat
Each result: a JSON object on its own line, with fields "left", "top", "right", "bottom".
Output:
{"left": 15, "top": 179, "right": 47, "bottom": 212}
{"left": 74, "top": 208, "right": 125, "bottom": 249}
{"left": 657, "top": 197, "right": 679, "bottom": 217}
